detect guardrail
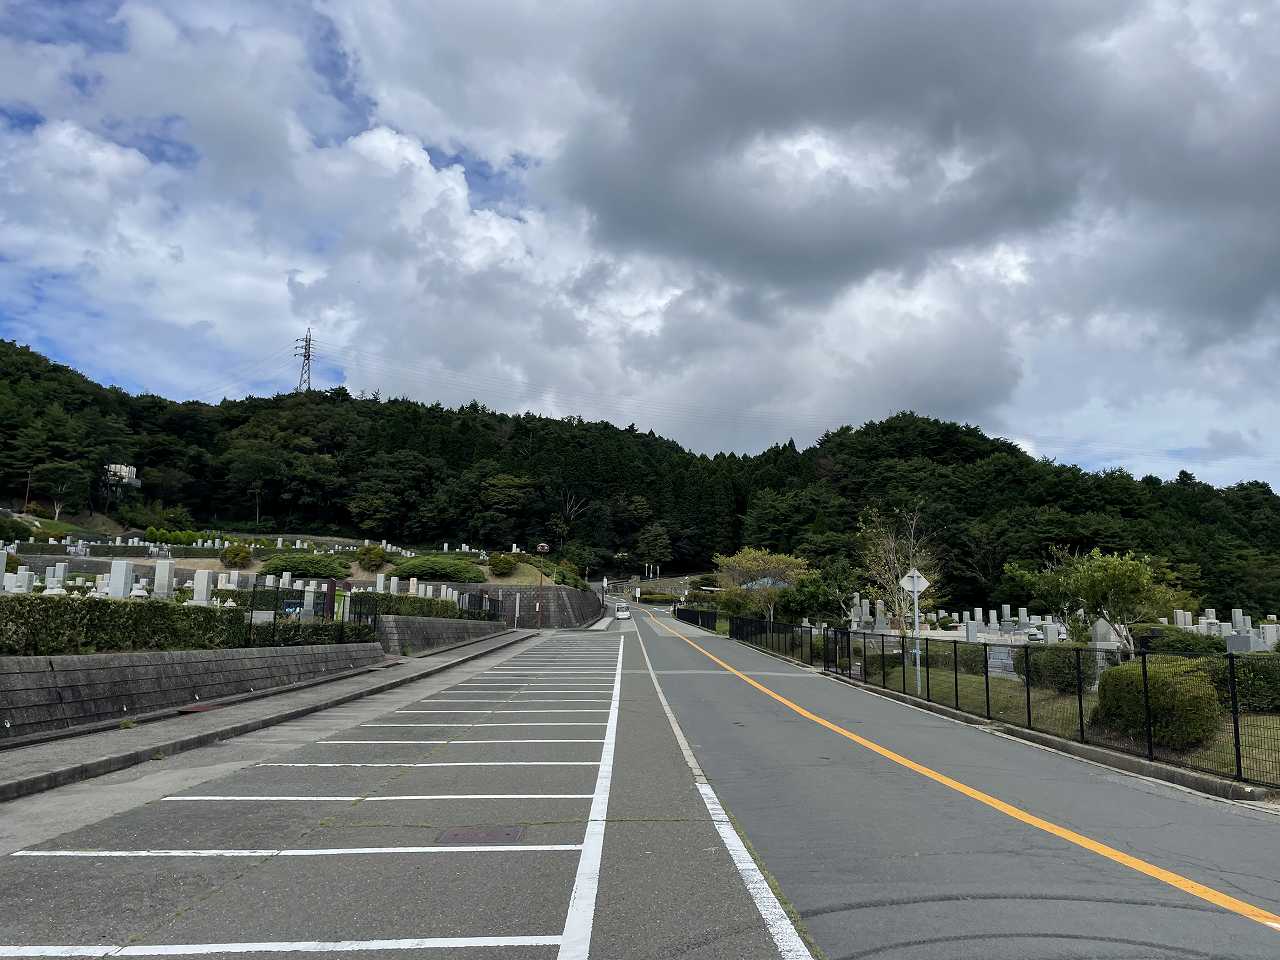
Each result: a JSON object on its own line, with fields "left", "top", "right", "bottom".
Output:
{"left": 821, "top": 627, "right": 1280, "bottom": 789}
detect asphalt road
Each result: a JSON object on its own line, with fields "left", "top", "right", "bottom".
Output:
{"left": 635, "top": 607, "right": 1280, "bottom": 960}
{"left": 6, "top": 612, "right": 1280, "bottom": 960}
{"left": 0, "top": 625, "right": 797, "bottom": 959}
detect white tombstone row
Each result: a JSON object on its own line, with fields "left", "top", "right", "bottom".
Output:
{"left": 108, "top": 560, "right": 134, "bottom": 599}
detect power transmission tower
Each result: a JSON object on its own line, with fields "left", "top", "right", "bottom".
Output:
{"left": 295, "top": 328, "right": 313, "bottom": 392}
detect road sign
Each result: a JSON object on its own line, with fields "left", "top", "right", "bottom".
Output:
{"left": 536, "top": 543, "right": 550, "bottom": 554}
{"left": 899, "top": 568, "right": 930, "bottom": 593}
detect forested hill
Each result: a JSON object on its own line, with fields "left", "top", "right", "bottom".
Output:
{"left": 3, "top": 339, "right": 1279, "bottom": 612}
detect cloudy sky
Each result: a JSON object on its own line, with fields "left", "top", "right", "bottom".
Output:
{"left": 3, "top": 1, "right": 1279, "bottom": 485}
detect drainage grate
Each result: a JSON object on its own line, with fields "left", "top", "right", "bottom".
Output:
{"left": 437, "top": 826, "right": 526, "bottom": 844}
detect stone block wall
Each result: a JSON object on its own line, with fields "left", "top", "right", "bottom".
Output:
{"left": 0, "top": 642, "right": 385, "bottom": 740}
{"left": 376, "top": 616, "right": 501, "bottom": 657}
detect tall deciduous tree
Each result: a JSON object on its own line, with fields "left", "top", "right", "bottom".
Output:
{"left": 859, "top": 506, "right": 940, "bottom": 634}
{"left": 714, "top": 547, "right": 809, "bottom": 621}
{"left": 30, "top": 461, "right": 90, "bottom": 521}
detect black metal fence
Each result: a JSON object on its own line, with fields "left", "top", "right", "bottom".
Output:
{"left": 675, "top": 607, "right": 718, "bottom": 631}
{"left": 214, "top": 584, "right": 381, "bottom": 645}
{"left": 821, "top": 628, "right": 1280, "bottom": 789}
{"left": 729, "top": 615, "right": 816, "bottom": 666}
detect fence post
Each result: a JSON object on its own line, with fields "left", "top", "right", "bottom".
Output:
{"left": 1023, "top": 646, "right": 1032, "bottom": 728}
{"left": 1228, "top": 654, "right": 1244, "bottom": 780}
{"left": 924, "top": 638, "right": 931, "bottom": 702}
{"left": 952, "top": 638, "right": 959, "bottom": 709}
{"left": 983, "top": 644, "right": 991, "bottom": 719}
{"left": 901, "top": 639, "right": 907, "bottom": 694}
{"left": 270, "top": 584, "right": 279, "bottom": 645}
{"left": 1140, "top": 652, "right": 1154, "bottom": 761}
{"left": 1075, "top": 647, "right": 1086, "bottom": 743}
{"left": 880, "top": 636, "right": 887, "bottom": 688}
{"left": 247, "top": 586, "right": 256, "bottom": 645}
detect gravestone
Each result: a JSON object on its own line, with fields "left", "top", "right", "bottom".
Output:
{"left": 1001, "top": 604, "right": 1011, "bottom": 622}
{"left": 108, "top": 560, "right": 134, "bottom": 599}
{"left": 281, "top": 572, "right": 293, "bottom": 589}
{"left": 153, "top": 560, "right": 175, "bottom": 599}
{"left": 376, "top": 574, "right": 386, "bottom": 593}
{"left": 390, "top": 576, "right": 400, "bottom": 595}
{"left": 192, "top": 570, "right": 214, "bottom": 605}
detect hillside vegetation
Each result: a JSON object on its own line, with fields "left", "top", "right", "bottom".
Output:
{"left": 3, "top": 339, "right": 1279, "bottom": 613}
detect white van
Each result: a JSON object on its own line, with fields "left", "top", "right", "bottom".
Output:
{"left": 614, "top": 602, "right": 631, "bottom": 620}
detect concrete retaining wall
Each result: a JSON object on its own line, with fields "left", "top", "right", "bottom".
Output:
{"left": 0, "top": 643, "right": 385, "bottom": 740}
{"left": 376, "top": 616, "right": 499, "bottom": 656}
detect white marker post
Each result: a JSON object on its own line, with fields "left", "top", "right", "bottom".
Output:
{"left": 899, "top": 568, "right": 930, "bottom": 697}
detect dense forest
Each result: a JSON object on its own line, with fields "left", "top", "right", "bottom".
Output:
{"left": 3, "top": 339, "right": 1279, "bottom": 613}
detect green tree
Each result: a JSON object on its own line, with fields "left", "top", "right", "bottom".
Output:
{"left": 30, "top": 461, "right": 90, "bottom": 521}
{"left": 714, "top": 547, "right": 809, "bottom": 621}
{"left": 636, "top": 523, "right": 673, "bottom": 567}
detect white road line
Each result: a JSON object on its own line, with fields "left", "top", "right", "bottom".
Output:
{"left": 635, "top": 630, "right": 814, "bottom": 960}
{"left": 11, "top": 846, "right": 582, "bottom": 859}
{"left": 321, "top": 740, "right": 605, "bottom": 745}
{"left": 394, "top": 710, "right": 608, "bottom": 714}
{"left": 361, "top": 722, "right": 605, "bottom": 727}
{"left": 256, "top": 762, "right": 600, "bottom": 768}
{"left": 161, "top": 795, "right": 594, "bottom": 801}
{"left": 556, "top": 636, "right": 625, "bottom": 960}
{"left": 419, "top": 699, "right": 610, "bottom": 703}
{"left": 0, "top": 936, "right": 564, "bottom": 956}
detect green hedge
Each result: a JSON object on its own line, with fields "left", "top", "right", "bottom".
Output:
{"left": 1092, "top": 657, "right": 1220, "bottom": 750}
{"left": 1203, "top": 653, "right": 1280, "bottom": 712}
{"left": 639, "top": 592, "right": 677, "bottom": 603}
{"left": 372, "top": 595, "right": 462, "bottom": 618}
{"left": 487, "top": 553, "right": 517, "bottom": 576}
{"left": 88, "top": 544, "right": 150, "bottom": 557}
{"left": 0, "top": 517, "right": 32, "bottom": 541}
{"left": 1134, "top": 623, "right": 1227, "bottom": 655}
{"left": 1013, "top": 643, "right": 1099, "bottom": 694}
{"left": 221, "top": 544, "right": 252, "bottom": 568}
{"left": 356, "top": 544, "right": 386, "bottom": 572}
{"left": 15, "top": 541, "right": 66, "bottom": 555}
{"left": 0, "top": 594, "right": 371, "bottom": 655}
{"left": 392, "top": 556, "right": 486, "bottom": 583}
{"left": 168, "top": 546, "right": 223, "bottom": 558}
{"left": 259, "top": 554, "right": 350, "bottom": 579}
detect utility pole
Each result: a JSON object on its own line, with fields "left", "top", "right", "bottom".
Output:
{"left": 295, "top": 327, "right": 313, "bottom": 392}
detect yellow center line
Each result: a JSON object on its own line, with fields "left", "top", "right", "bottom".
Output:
{"left": 645, "top": 611, "right": 1280, "bottom": 934}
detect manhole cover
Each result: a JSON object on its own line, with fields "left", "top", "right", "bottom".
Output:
{"left": 437, "top": 826, "right": 525, "bottom": 844}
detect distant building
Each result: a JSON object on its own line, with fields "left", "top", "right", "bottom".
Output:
{"left": 106, "top": 464, "right": 142, "bottom": 488}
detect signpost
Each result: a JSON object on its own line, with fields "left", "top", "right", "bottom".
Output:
{"left": 899, "top": 568, "right": 931, "bottom": 696}
{"left": 536, "top": 542, "right": 550, "bottom": 628}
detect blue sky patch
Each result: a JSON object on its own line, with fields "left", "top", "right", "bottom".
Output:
{"left": 0, "top": 103, "right": 44, "bottom": 131}
{"left": 0, "top": 0, "right": 127, "bottom": 53}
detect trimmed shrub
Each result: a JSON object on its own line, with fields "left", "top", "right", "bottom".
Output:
{"left": 1203, "top": 653, "right": 1280, "bottom": 712}
{"left": 639, "top": 592, "right": 677, "bottom": 603}
{"left": 1134, "top": 623, "right": 1226, "bottom": 656}
{"left": 5, "top": 553, "right": 18, "bottom": 574}
{"left": 259, "top": 553, "right": 350, "bottom": 579}
{"left": 356, "top": 544, "right": 387, "bottom": 572}
{"left": 88, "top": 544, "right": 151, "bottom": 557}
{"left": 0, "top": 593, "right": 374, "bottom": 655}
{"left": 393, "top": 556, "right": 486, "bottom": 583}
{"left": 169, "top": 546, "right": 223, "bottom": 558}
{"left": 16, "top": 541, "right": 66, "bottom": 555}
{"left": 372, "top": 595, "right": 462, "bottom": 618}
{"left": 220, "top": 543, "right": 252, "bottom": 569}
{"left": 0, "top": 516, "right": 31, "bottom": 541}
{"left": 488, "top": 553, "right": 517, "bottom": 576}
{"left": 1013, "top": 643, "right": 1099, "bottom": 694}
{"left": 1092, "top": 658, "right": 1220, "bottom": 751}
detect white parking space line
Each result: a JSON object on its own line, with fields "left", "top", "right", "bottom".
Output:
{"left": 556, "top": 639, "right": 625, "bottom": 960}
{"left": 257, "top": 761, "right": 600, "bottom": 768}
{"left": 362, "top": 722, "right": 606, "bottom": 727}
{"left": 322, "top": 740, "right": 605, "bottom": 745}
{"left": 13, "top": 846, "right": 581, "bottom": 859}
{"left": 162, "top": 795, "right": 594, "bottom": 802}
{"left": 419, "top": 699, "right": 610, "bottom": 704}
{"left": 395, "top": 710, "right": 608, "bottom": 714}
{"left": 0, "top": 935, "right": 565, "bottom": 955}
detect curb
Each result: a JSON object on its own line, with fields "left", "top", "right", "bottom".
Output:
{"left": 991, "top": 724, "right": 1274, "bottom": 802}
{"left": 0, "top": 630, "right": 538, "bottom": 804}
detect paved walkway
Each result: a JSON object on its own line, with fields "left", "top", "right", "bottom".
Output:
{"left": 0, "top": 624, "right": 799, "bottom": 958}
{"left": 0, "top": 632, "right": 531, "bottom": 802}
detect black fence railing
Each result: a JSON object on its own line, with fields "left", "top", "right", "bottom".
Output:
{"left": 730, "top": 615, "right": 816, "bottom": 666}
{"left": 675, "top": 607, "right": 718, "bottom": 631}
{"left": 458, "top": 591, "right": 502, "bottom": 621}
{"left": 820, "top": 628, "right": 1280, "bottom": 789}
{"left": 213, "top": 584, "right": 380, "bottom": 645}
